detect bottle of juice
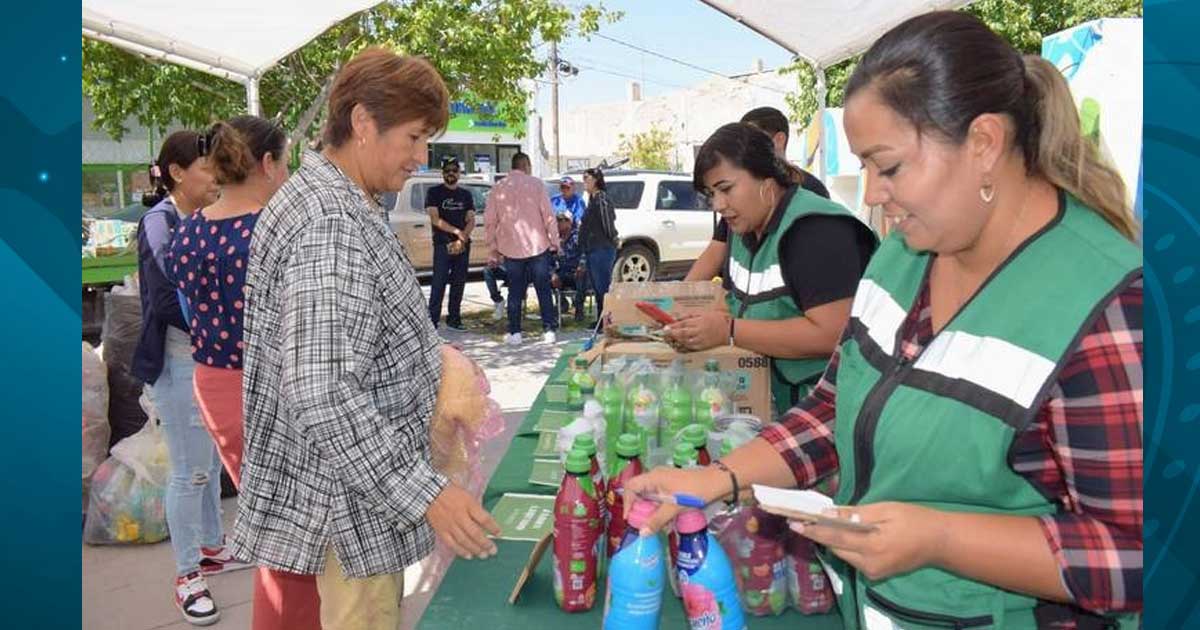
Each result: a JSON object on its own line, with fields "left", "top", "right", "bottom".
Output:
{"left": 675, "top": 509, "right": 747, "bottom": 630}
{"left": 624, "top": 371, "right": 660, "bottom": 462}
{"left": 553, "top": 449, "right": 603, "bottom": 612}
{"left": 667, "top": 442, "right": 698, "bottom": 598}
{"left": 785, "top": 530, "right": 834, "bottom": 615}
{"left": 603, "top": 499, "right": 665, "bottom": 630}
{"left": 597, "top": 367, "right": 626, "bottom": 466}
{"left": 606, "top": 433, "right": 645, "bottom": 558}
{"left": 680, "top": 423, "right": 712, "bottom": 466}
{"left": 694, "top": 359, "right": 729, "bottom": 430}
{"left": 573, "top": 433, "right": 607, "bottom": 527}
{"left": 567, "top": 357, "right": 596, "bottom": 410}
{"left": 661, "top": 361, "right": 694, "bottom": 448}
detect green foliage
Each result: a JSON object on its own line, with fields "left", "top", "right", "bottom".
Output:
{"left": 617, "top": 125, "right": 674, "bottom": 170}
{"left": 82, "top": 1, "right": 621, "bottom": 142}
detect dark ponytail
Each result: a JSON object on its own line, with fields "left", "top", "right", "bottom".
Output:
{"left": 205, "top": 115, "right": 287, "bottom": 185}
{"left": 142, "top": 130, "right": 204, "bottom": 207}
{"left": 693, "top": 122, "right": 792, "bottom": 193}
{"left": 845, "top": 11, "right": 1136, "bottom": 240}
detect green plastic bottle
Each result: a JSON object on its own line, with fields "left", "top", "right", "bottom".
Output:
{"left": 661, "top": 361, "right": 694, "bottom": 446}
{"left": 694, "top": 359, "right": 728, "bottom": 430}
{"left": 680, "top": 423, "right": 711, "bottom": 466}
{"left": 596, "top": 368, "right": 626, "bottom": 464}
{"left": 623, "top": 372, "right": 660, "bottom": 461}
{"left": 567, "top": 357, "right": 596, "bottom": 410}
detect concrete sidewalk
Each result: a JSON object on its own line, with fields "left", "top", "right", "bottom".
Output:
{"left": 82, "top": 280, "right": 587, "bottom": 630}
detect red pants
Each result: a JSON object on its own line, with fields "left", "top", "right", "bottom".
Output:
{"left": 194, "top": 364, "right": 322, "bottom": 630}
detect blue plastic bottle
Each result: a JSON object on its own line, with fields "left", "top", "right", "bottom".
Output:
{"left": 603, "top": 499, "right": 665, "bottom": 629}
{"left": 675, "top": 509, "right": 747, "bottom": 630}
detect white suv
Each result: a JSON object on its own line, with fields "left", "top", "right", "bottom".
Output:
{"left": 575, "top": 170, "right": 714, "bottom": 282}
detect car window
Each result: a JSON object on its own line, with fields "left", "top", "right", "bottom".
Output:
{"left": 605, "top": 181, "right": 646, "bottom": 209}
{"left": 464, "top": 184, "right": 490, "bottom": 212}
{"left": 655, "top": 181, "right": 709, "bottom": 211}
{"left": 410, "top": 182, "right": 435, "bottom": 213}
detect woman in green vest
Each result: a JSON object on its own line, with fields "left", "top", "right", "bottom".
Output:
{"left": 664, "top": 122, "right": 877, "bottom": 417}
{"left": 630, "top": 11, "right": 1141, "bottom": 629}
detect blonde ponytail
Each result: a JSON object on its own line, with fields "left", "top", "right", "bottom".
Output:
{"left": 1023, "top": 55, "right": 1138, "bottom": 241}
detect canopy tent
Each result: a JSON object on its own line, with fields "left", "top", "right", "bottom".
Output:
{"left": 698, "top": 0, "right": 975, "bottom": 177}
{"left": 82, "top": 0, "right": 382, "bottom": 114}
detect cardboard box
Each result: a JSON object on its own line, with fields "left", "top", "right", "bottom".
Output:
{"left": 594, "top": 339, "right": 772, "bottom": 423}
{"left": 603, "top": 281, "right": 727, "bottom": 328}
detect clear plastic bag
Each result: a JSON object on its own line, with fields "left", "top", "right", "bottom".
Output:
{"left": 83, "top": 396, "right": 169, "bottom": 545}
{"left": 82, "top": 342, "right": 111, "bottom": 511}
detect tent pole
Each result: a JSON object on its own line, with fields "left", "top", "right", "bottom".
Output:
{"left": 815, "top": 65, "right": 827, "bottom": 182}
{"left": 246, "top": 76, "right": 261, "bottom": 116}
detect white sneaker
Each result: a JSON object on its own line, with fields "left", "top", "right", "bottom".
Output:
{"left": 492, "top": 301, "right": 505, "bottom": 321}
{"left": 175, "top": 571, "right": 220, "bottom": 626}
{"left": 504, "top": 332, "right": 523, "bottom": 346}
{"left": 542, "top": 330, "right": 557, "bottom": 344}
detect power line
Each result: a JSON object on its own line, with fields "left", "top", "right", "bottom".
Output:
{"left": 570, "top": 55, "right": 692, "bottom": 90}
{"left": 592, "top": 33, "right": 791, "bottom": 96}
{"left": 573, "top": 64, "right": 690, "bottom": 91}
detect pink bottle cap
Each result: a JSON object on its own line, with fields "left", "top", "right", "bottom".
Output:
{"left": 675, "top": 509, "right": 708, "bottom": 534}
{"left": 626, "top": 499, "right": 658, "bottom": 529}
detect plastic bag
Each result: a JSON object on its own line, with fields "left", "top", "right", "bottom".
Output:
{"left": 716, "top": 506, "right": 790, "bottom": 616}
{"left": 102, "top": 278, "right": 148, "bottom": 447}
{"left": 785, "top": 532, "right": 835, "bottom": 615}
{"left": 83, "top": 394, "right": 169, "bottom": 545}
{"left": 429, "top": 345, "right": 505, "bottom": 495}
{"left": 82, "top": 342, "right": 111, "bottom": 512}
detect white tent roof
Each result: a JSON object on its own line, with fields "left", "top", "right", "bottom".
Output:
{"left": 698, "top": 0, "right": 975, "bottom": 68}
{"left": 82, "top": 0, "right": 381, "bottom": 84}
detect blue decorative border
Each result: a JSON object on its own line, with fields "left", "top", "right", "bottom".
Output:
{"left": 1, "top": 2, "right": 82, "bottom": 627}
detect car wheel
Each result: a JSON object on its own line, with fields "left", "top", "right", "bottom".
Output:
{"left": 615, "top": 243, "right": 657, "bottom": 282}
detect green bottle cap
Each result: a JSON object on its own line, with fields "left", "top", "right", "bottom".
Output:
{"left": 573, "top": 433, "right": 597, "bottom": 457}
{"left": 574, "top": 357, "right": 589, "bottom": 368}
{"left": 704, "top": 359, "right": 720, "bottom": 372}
{"left": 564, "top": 449, "right": 591, "bottom": 474}
{"left": 681, "top": 423, "right": 708, "bottom": 449}
{"left": 673, "top": 442, "right": 698, "bottom": 467}
{"left": 719, "top": 438, "right": 734, "bottom": 458}
{"left": 615, "top": 433, "right": 642, "bottom": 458}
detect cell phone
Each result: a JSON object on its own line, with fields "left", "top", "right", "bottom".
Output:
{"left": 635, "top": 301, "right": 676, "bottom": 325}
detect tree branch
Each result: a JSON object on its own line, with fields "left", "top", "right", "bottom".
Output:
{"left": 288, "top": 69, "right": 338, "bottom": 149}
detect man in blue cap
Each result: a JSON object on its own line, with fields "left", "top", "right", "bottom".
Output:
{"left": 551, "top": 176, "right": 587, "bottom": 224}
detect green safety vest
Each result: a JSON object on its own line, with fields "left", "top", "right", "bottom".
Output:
{"left": 827, "top": 193, "right": 1141, "bottom": 629}
{"left": 726, "top": 187, "right": 877, "bottom": 417}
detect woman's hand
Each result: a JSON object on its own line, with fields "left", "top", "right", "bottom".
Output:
{"left": 792, "top": 502, "right": 948, "bottom": 581}
{"left": 664, "top": 311, "right": 731, "bottom": 352}
{"left": 426, "top": 483, "right": 501, "bottom": 560}
{"left": 622, "top": 465, "right": 730, "bottom": 535}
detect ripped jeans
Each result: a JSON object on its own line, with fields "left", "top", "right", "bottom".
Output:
{"left": 146, "top": 328, "right": 224, "bottom": 576}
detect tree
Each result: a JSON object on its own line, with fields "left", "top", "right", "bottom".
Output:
{"left": 82, "top": 0, "right": 621, "bottom": 146}
{"left": 617, "top": 125, "right": 674, "bottom": 171}
{"left": 780, "top": 0, "right": 1143, "bottom": 129}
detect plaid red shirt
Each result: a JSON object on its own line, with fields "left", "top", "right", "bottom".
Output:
{"left": 761, "top": 276, "right": 1143, "bottom": 614}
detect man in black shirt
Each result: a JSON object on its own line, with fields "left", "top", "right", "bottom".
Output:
{"left": 425, "top": 158, "right": 475, "bottom": 329}
{"left": 685, "top": 106, "right": 834, "bottom": 281}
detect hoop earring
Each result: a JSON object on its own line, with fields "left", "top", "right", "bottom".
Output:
{"left": 980, "top": 182, "right": 996, "bottom": 204}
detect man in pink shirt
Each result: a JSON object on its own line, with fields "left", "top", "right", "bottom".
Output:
{"left": 484, "top": 152, "right": 561, "bottom": 345}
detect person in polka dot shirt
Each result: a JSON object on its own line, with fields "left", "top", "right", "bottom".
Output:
{"left": 168, "top": 116, "right": 322, "bottom": 630}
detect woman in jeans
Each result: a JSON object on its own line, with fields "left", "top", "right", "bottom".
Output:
{"left": 130, "top": 130, "right": 230, "bottom": 626}
{"left": 577, "top": 167, "right": 618, "bottom": 322}
{"left": 169, "top": 116, "right": 321, "bottom": 630}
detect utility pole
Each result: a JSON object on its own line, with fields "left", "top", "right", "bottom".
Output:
{"left": 550, "top": 41, "right": 560, "bottom": 174}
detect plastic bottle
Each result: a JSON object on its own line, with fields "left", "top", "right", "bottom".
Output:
{"left": 568, "top": 357, "right": 597, "bottom": 410}
{"left": 694, "top": 359, "right": 729, "bottom": 430}
{"left": 675, "top": 509, "right": 747, "bottom": 630}
{"left": 606, "top": 433, "right": 645, "bottom": 558}
{"left": 680, "top": 423, "right": 712, "bottom": 466}
{"left": 667, "top": 442, "right": 698, "bottom": 598}
{"left": 574, "top": 433, "right": 607, "bottom": 527}
{"left": 603, "top": 499, "right": 666, "bottom": 629}
{"left": 661, "top": 361, "right": 694, "bottom": 447}
{"left": 554, "top": 449, "right": 603, "bottom": 612}
{"left": 624, "top": 371, "right": 660, "bottom": 463}
{"left": 729, "top": 507, "right": 790, "bottom": 616}
{"left": 785, "top": 531, "right": 834, "bottom": 615}
{"left": 597, "top": 367, "right": 627, "bottom": 465}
